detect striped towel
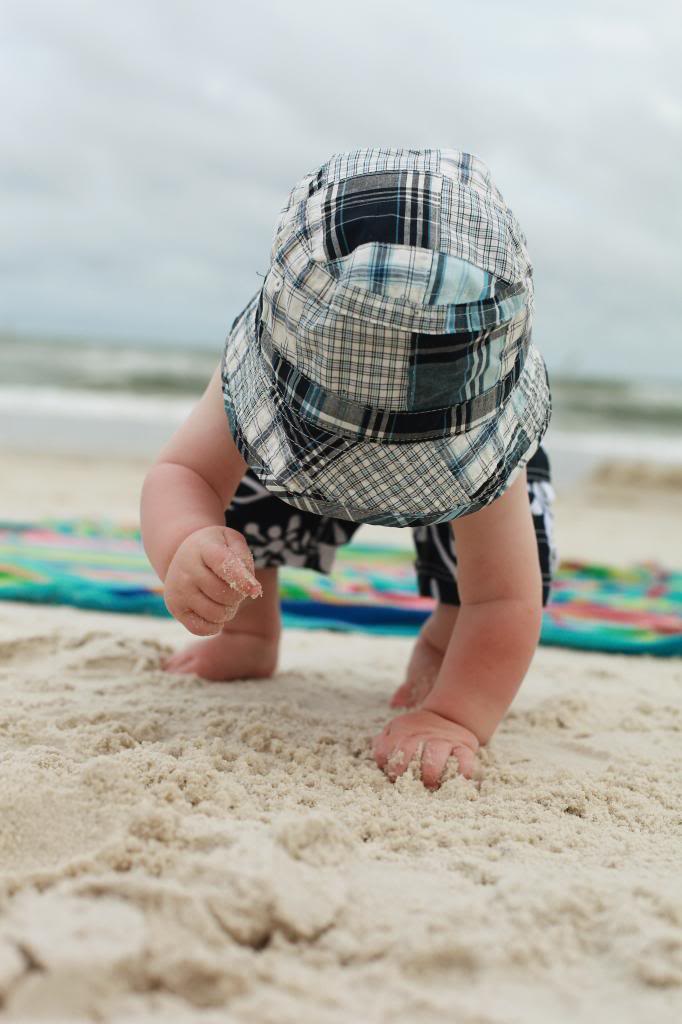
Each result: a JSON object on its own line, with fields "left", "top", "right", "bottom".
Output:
{"left": 0, "top": 521, "right": 680, "bottom": 656}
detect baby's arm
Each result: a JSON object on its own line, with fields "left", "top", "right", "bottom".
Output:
{"left": 373, "top": 467, "right": 543, "bottom": 786}
{"left": 140, "top": 365, "right": 261, "bottom": 634}
{"left": 422, "top": 466, "right": 543, "bottom": 740}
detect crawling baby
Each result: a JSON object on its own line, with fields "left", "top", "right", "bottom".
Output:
{"left": 140, "top": 147, "right": 557, "bottom": 789}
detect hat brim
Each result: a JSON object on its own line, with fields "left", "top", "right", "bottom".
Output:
{"left": 221, "top": 293, "right": 552, "bottom": 528}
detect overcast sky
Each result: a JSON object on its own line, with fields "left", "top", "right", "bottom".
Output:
{"left": 1, "top": 0, "right": 681, "bottom": 379}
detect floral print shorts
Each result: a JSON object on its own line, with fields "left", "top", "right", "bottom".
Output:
{"left": 226, "top": 446, "right": 558, "bottom": 607}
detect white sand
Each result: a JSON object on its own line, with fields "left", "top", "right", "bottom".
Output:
{"left": 1, "top": 452, "right": 681, "bottom": 1022}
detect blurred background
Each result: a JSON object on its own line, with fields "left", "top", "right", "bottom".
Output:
{"left": 1, "top": 0, "right": 681, "bottom": 496}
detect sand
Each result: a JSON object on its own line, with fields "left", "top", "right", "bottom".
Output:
{"left": 1, "top": 451, "right": 681, "bottom": 1023}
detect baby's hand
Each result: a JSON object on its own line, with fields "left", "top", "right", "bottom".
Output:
{"left": 164, "top": 526, "right": 262, "bottom": 635}
{"left": 372, "top": 709, "right": 480, "bottom": 789}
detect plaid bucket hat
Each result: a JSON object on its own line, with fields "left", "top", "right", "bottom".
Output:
{"left": 221, "top": 147, "right": 552, "bottom": 528}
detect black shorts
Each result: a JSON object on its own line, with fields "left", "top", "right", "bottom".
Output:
{"left": 226, "top": 445, "right": 559, "bottom": 607}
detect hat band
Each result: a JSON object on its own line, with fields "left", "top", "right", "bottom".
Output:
{"left": 255, "top": 299, "right": 531, "bottom": 444}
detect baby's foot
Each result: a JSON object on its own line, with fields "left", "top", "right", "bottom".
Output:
{"left": 163, "top": 566, "right": 280, "bottom": 683}
{"left": 389, "top": 631, "right": 444, "bottom": 707}
{"left": 390, "top": 605, "right": 459, "bottom": 708}
{"left": 162, "top": 628, "right": 279, "bottom": 682}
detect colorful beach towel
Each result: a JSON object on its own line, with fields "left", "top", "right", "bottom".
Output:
{"left": 0, "top": 521, "right": 680, "bottom": 656}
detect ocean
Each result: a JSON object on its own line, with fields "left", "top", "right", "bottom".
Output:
{"left": 2, "top": 336, "right": 681, "bottom": 491}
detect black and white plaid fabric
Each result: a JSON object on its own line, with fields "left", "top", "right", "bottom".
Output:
{"left": 222, "top": 148, "right": 552, "bottom": 527}
{"left": 225, "top": 447, "right": 559, "bottom": 606}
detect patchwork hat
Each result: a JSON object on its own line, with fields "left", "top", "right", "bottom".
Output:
{"left": 221, "top": 147, "right": 552, "bottom": 527}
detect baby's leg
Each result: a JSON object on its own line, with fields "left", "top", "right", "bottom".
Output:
{"left": 391, "top": 602, "right": 459, "bottom": 707}
{"left": 391, "top": 445, "right": 558, "bottom": 708}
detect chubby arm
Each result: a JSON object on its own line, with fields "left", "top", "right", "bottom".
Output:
{"left": 373, "top": 467, "right": 543, "bottom": 786}
{"left": 421, "top": 467, "right": 543, "bottom": 740}
{"left": 140, "top": 365, "right": 261, "bottom": 633}
{"left": 140, "top": 364, "right": 245, "bottom": 578}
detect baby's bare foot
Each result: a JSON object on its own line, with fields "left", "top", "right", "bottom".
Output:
{"left": 161, "top": 626, "right": 276, "bottom": 684}
{"left": 163, "top": 628, "right": 279, "bottom": 682}
{"left": 390, "top": 632, "right": 444, "bottom": 707}
{"left": 390, "top": 605, "right": 459, "bottom": 708}
{"left": 163, "top": 566, "right": 280, "bottom": 682}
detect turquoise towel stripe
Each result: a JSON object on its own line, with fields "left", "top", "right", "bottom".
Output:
{"left": 0, "top": 520, "right": 680, "bottom": 657}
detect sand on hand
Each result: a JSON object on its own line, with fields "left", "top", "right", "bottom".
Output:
{"left": 218, "top": 545, "right": 263, "bottom": 621}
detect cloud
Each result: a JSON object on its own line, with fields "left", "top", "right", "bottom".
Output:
{"left": 1, "top": 0, "right": 680, "bottom": 378}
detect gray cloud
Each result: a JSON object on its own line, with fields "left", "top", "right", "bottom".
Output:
{"left": 1, "top": 0, "right": 680, "bottom": 377}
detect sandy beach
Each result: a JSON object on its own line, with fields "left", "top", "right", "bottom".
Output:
{"left": 1, "top": 451, "right": 681, "bottom": 1022}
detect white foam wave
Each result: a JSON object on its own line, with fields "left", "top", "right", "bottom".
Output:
{"left": 0, "top": 386, "right": 194, "bottom": 423}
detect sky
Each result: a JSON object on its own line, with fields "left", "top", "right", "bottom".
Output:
{"left": 1, "top": 0, "right": 681, "bottom": 380}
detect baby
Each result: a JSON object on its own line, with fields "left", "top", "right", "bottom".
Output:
{"left": 140, "top": 147, "right": 557, "bottom": 790}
